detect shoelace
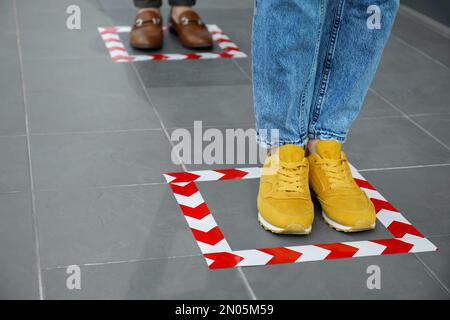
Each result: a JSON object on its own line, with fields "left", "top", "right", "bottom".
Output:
{"left": 315, "top": 158, "right": 354, "bottom": 190}
{"left": 276, "top": 160, "right": 307, "bottom": 193}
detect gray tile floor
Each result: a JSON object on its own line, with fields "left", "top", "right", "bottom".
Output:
{"left": 0, "top": 0, "right": 449, "bottom": 299}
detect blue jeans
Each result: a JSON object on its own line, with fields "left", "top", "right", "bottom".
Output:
{"left": 253, "top": 0, "right": 399, "bottom": 147}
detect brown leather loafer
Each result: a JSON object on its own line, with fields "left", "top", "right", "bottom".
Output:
{"left": 130, "top": 11, "right": 163, "bottom": 50}
{"left": 169, "top": 10, "right": 213, "bottom": 49}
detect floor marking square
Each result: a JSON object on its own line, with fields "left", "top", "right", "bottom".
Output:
{"left": 98, "top": 25, "right": 247, "bottom": 63}
{"left": 163, "top": 165, "right": 437, "bottom": 269}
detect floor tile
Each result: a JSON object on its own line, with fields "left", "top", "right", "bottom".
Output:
{"left": 410, "top": 113, "right": 450, "bottom": 149}
{"left": 196, "top": 0, "right": 254, "bottom": 10}
{"left": 0, "top": 59, "right": 23, "bottom": 105}
{"left": 0, "top": 0, "right": 15, "bottom": 32}
{"left": 345, "top": 116, "right": 450, "bottom": 170}
{"left": 23, "top": 59, "right": 146, "bottom": 100}
{"left": 43, "top": 256, "right": 252, "bottom": 299}
{"left": 0, "top": 95, "right": 25, "bottom": 137}
{"left": 0, "top": 192, "right": 40, "bottom": 299}
{"left": 0, "top": 136, "right": 29, "bottom": 193}
{"left": 243, "top": 254, "right": 448, "bottom": 299}
{"left": 371, "top": 51, "right": 450, "bottom": 115}
{"left": 377, "top": 37, "right": 444, "bottom": 75}
{"left": 137, "top": 58, "right": 250, "bottom": 88}
{"left": 98, "top": 0, "right": 134, "bottom": 10}
{"left": 20, "top": 30, "right": 109, "bottom": 60}
{"left": 149, "top": 85, "right": 254, "bottom": 128}
{"left": 197, "top": 179, "right": 392, "bottom": 251}
{"left": 416, "top": 235, "right": 450, "bottom": 293}
{"left": 0, "top": 32, "right": 19, "bottom": 61}
{"left": 28, "top": 91, "right": 161, "bottom": 134}
{"left": 362, "top": 166, "right": 450, "bottom": 237}
{"left": 358, "top": 90, "right": 403, "bottom": 119}
{"left": 36, "top": 184, "right": 198, "bottom": 268}
{"left": 30, "top": 130, "right": 180, "bottom": 189}
{"left": 392, "top": 12, "right": 450, "bottom": 67}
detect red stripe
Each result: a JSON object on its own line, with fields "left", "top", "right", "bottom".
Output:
{"left": 354, "top": 178, "right": 376, "bottom": 190}
{"left": 215, "top": 38, "right": 233, "bottom": 44}
{"left": 218, "top": 53, "right": 234, "bottom": 58}
{"left": 104, "top": 38, "right": 122, "bottom": 43}
{"left": 204, "top": 252, "right": 244, "bottom": 269}
{"left": 151, "top": 54, "right": 169, "bottom": 60}
{"left": 371, "top": 239, "right": 414, "bottom": 254}
{"left": 258, "top": 247, "right": 302, "bottom": 265}
{"left": 387, "top": 220, "right": 423, "bottom": 238}
{"left": 316, "top": 243, "right": 359, "bottom": 259}
{"left": 170, "top": 181, "right": 198, "bottom": 197}
{"left": 107, "top": 46, "right": 126, "bottom": 52}
{"left": 165, "top": 172, "right": 201, "bottom": 183}
{"left": 100, "top": 27, "right": 118, "bottom": 35}
{"left": 215, "top": 169, "right": 248, "bottom": 180}
{"left": 370, "top": 198, "right": 398, "bottom": 214}
{"left": 179, "top": 203, "right": 210, "bottom": 220}
{"left": 185, "top": 53, "right": 202, "bottom": 59}
{"left": 191, "top": 226, "right": 224, "bottom": 246}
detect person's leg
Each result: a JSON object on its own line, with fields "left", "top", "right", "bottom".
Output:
{"left": 168, "top": 0, "right": 212, "bottom": 49}
{"left": 307, "top": 0, "right": 400, "bottom": 232}
{"left": 134, "top": 0, "right": 162, "bottom": 9}
{"left": 253, "top": 0, "right": 324, "bottom": 149}
{"left": 253, "top": 0, "right": 325, "bottom": 235}
{"left": 169, "top": 0, "right": 196, "bottom": 22}
{"left": 308, "top": 0, "right": 399, "bottom": 143}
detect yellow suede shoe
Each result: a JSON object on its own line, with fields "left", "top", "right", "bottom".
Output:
{"left": 257, "top": 144, "right": 314, "bottom": 235}
{"left": 308, "top": 140, "right": 376, "bottom": 232}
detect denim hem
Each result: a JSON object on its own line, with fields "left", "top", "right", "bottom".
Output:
{"left": 308, "top": 130, "right": 346, "bottom": 143}
{"left": 256, "top": 134, "right": 308, "bottom": 149}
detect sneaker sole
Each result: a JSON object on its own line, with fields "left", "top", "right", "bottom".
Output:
{"left": 258, "top": 212, "right": 311, "bottom": 235}
{"left": 322, "top": 211, "right": 375, "bottom": 232}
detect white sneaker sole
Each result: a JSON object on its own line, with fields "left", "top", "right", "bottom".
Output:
{"left": 322, "top": 211, "right": 375, "bottom": 232}
{"left": 258, "top": 212, "right": 312, "bottom": 235}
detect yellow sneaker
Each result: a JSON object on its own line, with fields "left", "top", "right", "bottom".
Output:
{"left": 308, "top": 140, "right": 376, "bottom": 232}
{"left": 257, "top": 144, "right": 314, "bottom": 235}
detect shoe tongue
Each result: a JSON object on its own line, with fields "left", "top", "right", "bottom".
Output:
{"left": 277, "top": 144, "right": 305, "bottom": 163}
{"left": 316, "top": 140, "right": 341, "bottom": 159}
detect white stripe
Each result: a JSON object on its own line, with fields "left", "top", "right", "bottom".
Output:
{"left": 291, "top": 245, "right": 331, "bottom": 262}
{"left": 116, "top": 26, "right": 131, "bottom": 32}
{"left": 235, "top": 250, "right": 273, "bottom": 267}
{"left": 174, "top": 191, "right": 205, "bottom": 208}
{"left": 363, "top": 188, "right": 386, "bottom": 201}
{"left": 376, "top": 209, "right": 411, "bottom": 228}
{"left": 105, "top": 41, "right": 125, "bottom": 49}
{"left": 206, "top": 24, "right": 221, "bottom": 33}
{"left": 401, "top": 235, "right": 438, "bottom": 252}
{"left": 102, "top": 33, "right": 121, "bottom": 41}
{"left": 185, "top": 215, "right": 217, "bottom": 232}
{"left": 349, "top": 241, "right": 387, "bottom": 257}
{"left": 109, "top": 50, "right": 128, "bottom": 58}
{"left": 349, "top": 164, "right": 365, "bottom": 180}
{"left": 197, "top": 239, "right": 231, "bottom": 253}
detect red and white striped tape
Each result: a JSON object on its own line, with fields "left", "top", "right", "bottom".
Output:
{"left": 98, "top": 25, "right": 247, "bottom": 63}
{"left": 164, "top": 165, "right": 437, "bottom": 269}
